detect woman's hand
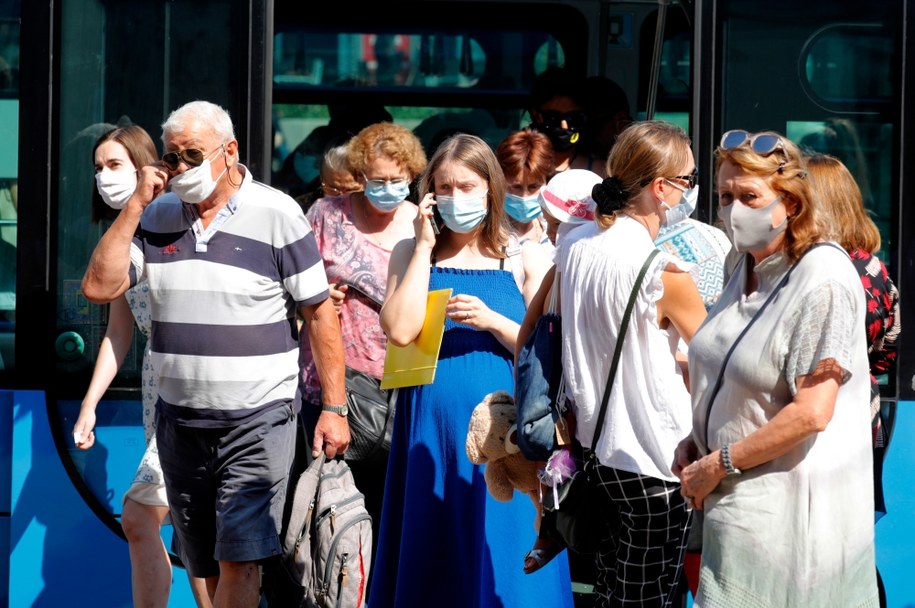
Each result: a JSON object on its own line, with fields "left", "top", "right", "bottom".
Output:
{"left": 73, "top": 405, "right": 97, "bottom": 450}
{"left": 414, "top": 193, "right": 439, "bottom": 252}
{"left": 671, "top": 435, "right": 699, "bottom": 479}
{"left": 678, "top": 449, "right": 725, "bottom": 510}
{"left": 329, "top": 283, "right": 348, "bottom": 314}
{"left": 447, "top": 294, "right": 494, "bottom": 330}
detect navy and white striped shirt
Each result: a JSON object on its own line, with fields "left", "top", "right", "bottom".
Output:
{"left": 128, "top": 166, "right": 329, "bottom": 427}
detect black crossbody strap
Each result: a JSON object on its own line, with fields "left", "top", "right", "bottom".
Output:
{"left": 700, "top": 242, "right": 844, "bottom": 446}
{"left": 334, "top": 280, "right": 383, "bottom": 309}
{"left": 590, "top": 248, "right": 660, "bottom": 454}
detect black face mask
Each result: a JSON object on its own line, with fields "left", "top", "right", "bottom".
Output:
{"left": 537, "top": 124, "right": 580, "bottom": 151}
{"left": 532, "top": 109, "right": 586, "bottom": 152}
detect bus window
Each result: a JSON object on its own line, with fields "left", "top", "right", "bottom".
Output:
{"left": 270, "top": 4, "right": 589, "bottom": 196}
{"left": 0, "top": 14, "right": 17, "bottom": 371}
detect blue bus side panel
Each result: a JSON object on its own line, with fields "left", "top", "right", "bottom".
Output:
{"left": 876, "top": 400, "right": 915, "bottom": 608}
{"left": 6, "top": 391, "right": 197, "bottom": 607}
{"left": 1, "top": 391, "right": 11, "bottom": 608}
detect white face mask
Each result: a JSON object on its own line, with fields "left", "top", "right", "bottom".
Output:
{"left": 661, "top": 184, "right": 698, "bottom": 227}
{"left": 718, "top": 194, "right": 787, "bottom": 253}
{"left": 169, "top": 147, "right": 227, "bottom": 204}
{"left": 95, "top": 168, "right": 138, "bottom": 209}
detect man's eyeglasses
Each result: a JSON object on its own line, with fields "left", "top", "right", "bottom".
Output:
{"left": 719, "top": 130, "right": 785, "bottom": 156}
{"left": 538, "top": 110, "right": 587, "bottom": 130}
{"left": 162, "top": 145, "right": 222, "bottom": 172}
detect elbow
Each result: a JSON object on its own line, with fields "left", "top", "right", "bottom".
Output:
{"left": 81, "top": 278, "right": 113, "bottom": 304}
{"left": 802, "top": 407, "right": 833, "bottom": 434}
{"left": 384, "top": 327, "right": 417, "bottom": 348}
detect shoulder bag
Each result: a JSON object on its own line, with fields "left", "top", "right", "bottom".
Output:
{"left": 327, "top": 280, "right": 398, "bottom": 462}
{"left": 542, "top": 249, "right": 660, "bottom": 554}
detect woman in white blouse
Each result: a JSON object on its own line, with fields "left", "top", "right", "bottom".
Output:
{"left": 558, "top": 120, "right": 706, "bottom": 606}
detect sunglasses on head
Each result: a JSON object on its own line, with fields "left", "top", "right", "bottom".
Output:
{"left": 538, "top": 110, "right": 587, "bottom": 130}
{"left": 162, "top": 145, "right": 222, "bottom": 172}
{"left": 719, "top": 130, "right": 786, "bottom": 156}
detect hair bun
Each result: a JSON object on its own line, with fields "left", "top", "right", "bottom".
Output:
{"left": 592, "top": 177, "right": 628, "bottom": 213}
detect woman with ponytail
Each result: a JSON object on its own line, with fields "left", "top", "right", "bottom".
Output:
{"left": 557, "top": 120, "right": 706, "bottom": 607}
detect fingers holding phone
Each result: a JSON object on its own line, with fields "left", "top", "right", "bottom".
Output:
{"left": 416, "top": 192, "right": 441, "bottom": 247}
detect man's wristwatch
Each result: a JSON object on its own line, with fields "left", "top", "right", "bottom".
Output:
{"left": 720, "top": 443, "right": 742, "bottom": 477}
{"left": 322, "top": 403, "right": 349, "bottom": 417}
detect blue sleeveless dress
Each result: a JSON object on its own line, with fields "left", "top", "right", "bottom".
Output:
{"left": 368, "top": 267, "right": 573, "bottom": 608}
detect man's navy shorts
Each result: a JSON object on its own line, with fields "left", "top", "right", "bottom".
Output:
{"left": 156, "top": 403, "right": 296, "bottom": 578}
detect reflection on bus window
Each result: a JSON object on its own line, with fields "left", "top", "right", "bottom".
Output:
{"left": 803, "top": 25, "right": 893, "bottom": 107}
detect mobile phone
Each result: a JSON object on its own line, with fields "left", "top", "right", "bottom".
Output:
{"left": 430, "top": 204, "right": 445, "bottom": 235}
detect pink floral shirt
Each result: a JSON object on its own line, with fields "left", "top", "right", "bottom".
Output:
{"left": 299, "top": 195, "right": 393, "bottom": 403}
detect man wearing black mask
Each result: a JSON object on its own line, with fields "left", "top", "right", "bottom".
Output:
{"left": 527, "top": 67, "right": 606, "bottom": 177}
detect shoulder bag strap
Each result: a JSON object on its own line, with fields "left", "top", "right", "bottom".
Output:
{"left": 334, "top": 280, "right": 383, "bottom": 309}
{"left": 590, "top": 248, "right": 660, "bottom": 454}
{"left": 700, "top": 242, "right": 844, "bottom": 445}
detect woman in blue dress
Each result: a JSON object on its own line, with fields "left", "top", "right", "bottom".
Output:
{"left": 373, "top": 134, "right": 570, "bottom": 607}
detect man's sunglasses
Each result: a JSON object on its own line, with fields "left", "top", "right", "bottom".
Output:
{"left": 538, "top": 110, "right": 587, "bottom": 130}
{"left": 719, "top": 130, "right": 785, "bottom": 156}
{"left": 162, "top": 145, "right": 222, "bottom": 172}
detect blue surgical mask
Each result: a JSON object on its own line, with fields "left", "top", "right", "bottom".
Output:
{"left": 661, "top": 184, "right": 699, "bottom": 227}
{"left": 364, "top": 180, "right": 410, "bottom": 212}
{"left": 504, "top": 192, "right": 543, "bottom": 223}
{"left": 435, "top": 192, "right": 488, "bottom": 233}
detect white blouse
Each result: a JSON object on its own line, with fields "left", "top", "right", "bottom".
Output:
{"left": 558, "top": 215, "right": 692, "bottom": 481}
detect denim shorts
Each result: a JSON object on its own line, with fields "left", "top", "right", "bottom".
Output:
{"left": 156, "top": 403, "right": 296, "bottom": 578}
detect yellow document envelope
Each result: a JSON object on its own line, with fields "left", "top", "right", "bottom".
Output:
{"left": 380, "top": 288, "right": 452, "bottom": 389}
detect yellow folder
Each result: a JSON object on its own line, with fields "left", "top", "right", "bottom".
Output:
{"left": 380, "top": 288, "right": 452, "bottom": 389}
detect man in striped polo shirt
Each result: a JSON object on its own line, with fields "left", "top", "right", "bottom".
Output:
{"left": 82, "top": 100, "right": 348, "bottom": 608}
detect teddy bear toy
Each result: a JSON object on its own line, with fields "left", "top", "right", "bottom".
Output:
{"left": 465, "top": 389, "right": 542, "bottom": 531}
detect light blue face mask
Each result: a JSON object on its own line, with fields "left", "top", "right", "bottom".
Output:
{"left": 435, "top": 191, "right": 488, "bottom": 233}
{"left": 364, "top": 180, "right": 411, "bottom": 212}
{"left": 661, "top": 184, "right": 699, "bottom": 227}
{"left": 504, "top": 192, "right": 543, "bottom": 223}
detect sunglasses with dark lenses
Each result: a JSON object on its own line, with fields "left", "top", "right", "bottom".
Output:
{"left": 640, "top": 167, "right": 699, "bottom": 189}
{"left": 538, "top": 110, "right": 587, "bottom": 130}
{"left": 719, "top": 130, "right": 785, "bottom": 156}
{"left": 670, "top": 167, "right": 699, "bottom": 189}
{"left": 162, "top": 146, "right": 223, "bottom": 171}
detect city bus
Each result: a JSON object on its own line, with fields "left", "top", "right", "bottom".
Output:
{"left": 1, "top": 0, "right": 912, "bottom": 606}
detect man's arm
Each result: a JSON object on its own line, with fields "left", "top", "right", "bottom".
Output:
{"left": 82, "top": 165, "right": 168, "bottom": 303}
{"left": 301, "top": 296, "right": 349, "bottom": 458}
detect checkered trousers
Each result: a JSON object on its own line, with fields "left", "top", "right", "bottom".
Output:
{"left": 591, "top": 465, "right": 692, "bottom": 607}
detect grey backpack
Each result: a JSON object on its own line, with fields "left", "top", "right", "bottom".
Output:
{"left": 281, "top": 452, "right": 373, "bottom": 608}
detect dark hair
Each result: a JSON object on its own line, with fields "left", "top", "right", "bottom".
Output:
{"left": 591, "top": 176, "right": 629, "bottom": 214}
{"left": 529, "top": 66, "right": 587, "bottom": 111}
{"left": 91, "top": 125, "right": 158, "bottom": 223}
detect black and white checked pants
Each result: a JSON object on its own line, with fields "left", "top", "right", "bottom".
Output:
{"left": 590, "top": 464, "right": 692, "bottom": 608}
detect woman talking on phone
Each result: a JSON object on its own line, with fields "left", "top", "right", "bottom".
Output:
{"left": 371, "top": 134, "right": 564, "bottom": 608}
